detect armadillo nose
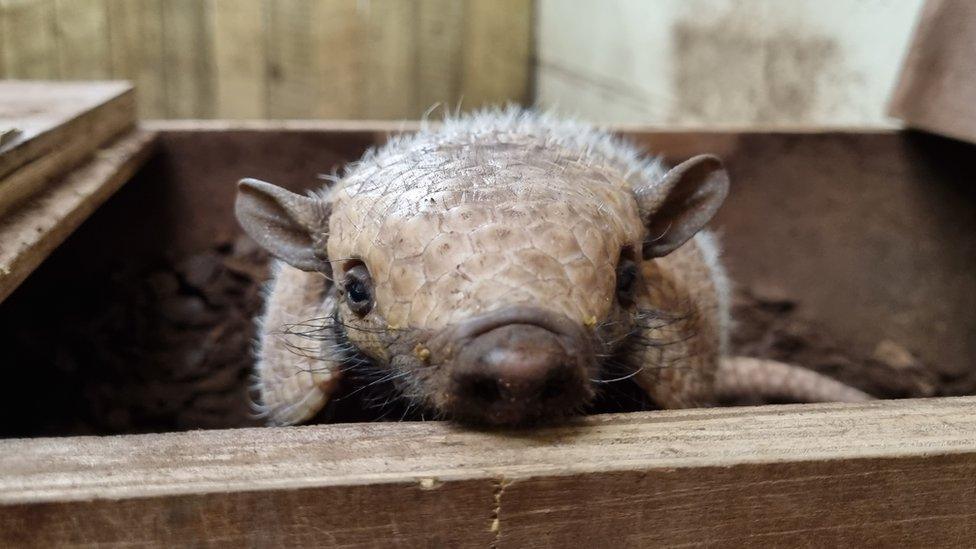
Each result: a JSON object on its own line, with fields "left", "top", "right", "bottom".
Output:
{"left": 450, "top": 323, "right": 591, "bottom": 425}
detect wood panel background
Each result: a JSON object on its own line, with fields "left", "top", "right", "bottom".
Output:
{"left": 536, "top": 0, "right": 925, "bottom": 126}
{"left": 0, "top": 0, "right": 532, "bottom": 120}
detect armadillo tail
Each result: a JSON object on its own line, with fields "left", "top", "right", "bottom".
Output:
{"left": 716, "top": 356, "right": 874, "bottom": 404}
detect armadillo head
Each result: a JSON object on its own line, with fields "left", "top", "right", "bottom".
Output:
{"left": 236, "top": 116, "right": 728, "bottom": 425}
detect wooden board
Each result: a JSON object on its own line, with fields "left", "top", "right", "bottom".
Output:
{"left": 461, "top": 0, "right": 533, "bottom": 108}
{"left": 104, "top": 0, "right": 167, "bottom": 120}
{"left": 0, "top": 0, "right": 58, "bottom": 79}
{"left": 0, "top": 129, "right": 156, "bottom": 304}
{"left": 416, "top": 0, "right": 464, "bottom": 114}
{"left": 52, "top": 0, "right": 111, "bottom": 79}
{"left": 364, "top": 0, "right": 418, "bottom": 119}
{"left": 0, "top": 81, "right": 135, "bottom": 180}
{"left": 161, "top": 0, "right": 214, "bottom": 118}
{"left": 1, "top": 397, "right": 976, "bottom": 546}
{"left": 0, "top": 0, "right": 533, "bottom": 119}
{"left": 211, "top": 0, "right": 266, "bottom": 119}
{"left": 0, "top": 81, "right": 135, "bottom": 218}
{"left": 889, "top": 0, "right": 976, "bottom": 143}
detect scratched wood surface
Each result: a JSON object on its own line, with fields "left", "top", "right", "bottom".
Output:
{"left": 1, "top": 397, "right": 975, "bottom": 546}
{"left": 0, "top": 81, "right": 135, "bottom": 219}
{"left": 0, "top": 0, "right": 532, "bottom": 120}
{"left": 0, "top": 81, "right": 133, "bottom": 178}
{"left": 889, "top": 0, "right": 976, "bottom": 144}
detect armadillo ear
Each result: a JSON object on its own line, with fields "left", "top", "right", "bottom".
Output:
{"left": 635, "top": 154, "right": 729, "bottom": 259}
{"left": 235, "top": 178, "right": 332, "bottom": 272}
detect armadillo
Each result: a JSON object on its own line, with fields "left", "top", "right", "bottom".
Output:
{"left": 235, "top": 108, "right": 871, "bottom": 426}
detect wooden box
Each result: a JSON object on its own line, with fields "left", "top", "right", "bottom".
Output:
{"left": 1, "top": 123, "right": 975, "bottom": 547}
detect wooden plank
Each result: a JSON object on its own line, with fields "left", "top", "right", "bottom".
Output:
{"left": 142, "top": 118, "right": 423, "bottom": 132}
{"left": 0, "top": 2, "right": 4, "bottom": 76}
{"left": 0, "top": 82, "right": 135, "bottom": 218}
{"left": 311, "top": 0, "right": 366, "bottom": 118}
{"left": 0, "top": 81, "right": 134, "bottom": 181}
{"left": 0, "top": 129, "right": 156, "bottom": 304}
{"left": 211, "top": 0, "right": 267, "bottom": 119}
{"left": 105, "top": 0, "right": 167, "bottom": 119}
{"left": 0, "top": 0, "right": 530, "bottom": 120}
{"left": 0, "top": 0, "right": 58, "bottom": 79}
{"left": 1, "top": 397, "right": 975, "bottom": 545}
{"left": 161, "top": 0, "right": 215, "bottom": 118}
{"left": 267, "top": 0, "right": 366, "bottom": 119}
{"left": 416, "top": 0, "right": 465, "bottom": 115}
{"left": 460, "top": 0, "right": 532, "bottom": 109}
{"left": 0, "top": 128, "right": 20, "bottom": 147}
{"left": 266, "top": 0, "right": 316, "bottom": 118}
{"left": 889, "top": 0, "right": 976, "bottom": 144}
{"left": 498, "top": 453, "right": 976, "bottom": 547}
{"left": 52, "top": 0, "right": 111, "bottom": 79}
{"left": 363, "top": 0, "right": 419, "bottom": 119}
{"left": 2, "top": 480, "right": 495, "bottom": 547}
{"left": 0, "top": 111, "right": 134, "bottom": 218}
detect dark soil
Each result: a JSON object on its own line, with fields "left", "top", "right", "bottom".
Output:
{"left": 730, "top": 288, "right": 952, "bottom": 405}
{"left": 1, "top": 238, "right": 972, "bottom": 438}
{"left": 0, "top": 236, "right": 269, "bottom": 438}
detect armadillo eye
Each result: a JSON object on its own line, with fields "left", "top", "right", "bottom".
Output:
{"left": 342, "top": 263, "right": 373, "bottom": 316}
{"left": 615, "top": 259, "right": 639, "bottom": 305}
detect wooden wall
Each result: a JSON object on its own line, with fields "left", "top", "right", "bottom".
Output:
{"left": 0, "top": 0, "right": 532, "bottom": 120}
{"left": 536, "top": 0, "right": 924, "bottom": 126}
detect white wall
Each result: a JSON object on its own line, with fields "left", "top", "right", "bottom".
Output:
{"left": 536, "top": 0, "right": 924, "bottom": 126}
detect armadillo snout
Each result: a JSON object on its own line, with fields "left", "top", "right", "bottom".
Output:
{"left": 440, "top": 307, "right": 595, "bottom": 425}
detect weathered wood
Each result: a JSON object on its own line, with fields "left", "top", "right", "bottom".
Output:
{"left": 266, "top": 0, "right": 318, "bottom": 119}
{"left": 52, "top": 0, "right": 111, "bottom": 79}
{"left": 310, "top": 0, "right": 367, "bottom": 119}
{"left": 0, "top": 81, "right": 134, "bottom": 178}
{"left": 1, "top": 397, "right": 976, "bottom": 546}
{"left": 889, "top": 0, "right": 976, "bottom": 144}
{"left": 161, "top": 0, "right": 215, "bottom": 118}
{"left": 211, "top": 0, "right": 267, "bottom": 119}
{"left": 0, "top": 128, "right": 19, "bottom": 148}
{"left": 2, "top": 0, "right": 532, "bottom": 119}
{"left": 105, "top": 0, "right": 167, "bottom": 119}
{"left": 0, "top": 81, "right": 135, "bottom": 216}
{"left": 416, "top": 0, "right": 464, "bottom": 114}
{"left": 267, "top": 0, "right": 368, "bottom": 119}
{"left": 461, "top": 0, "right": 532, "bottom": 108}
{"left": 0, "top": 0, "right": 58, "bottom": 79}
{"left": 364, "top": 0, "right": 419, "bottom": 119}
{"left": 0, "top": 129, "right": 156, "bottom": 304}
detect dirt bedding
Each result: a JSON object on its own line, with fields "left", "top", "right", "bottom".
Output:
{"left": 0, "top": 237, "right": 268, "bottom": 437}
{"left": 727, "top": 288, "right": 953, "bottom": 405}
{"left": 0, "top": 238, "right": 971, "bottom": 437}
